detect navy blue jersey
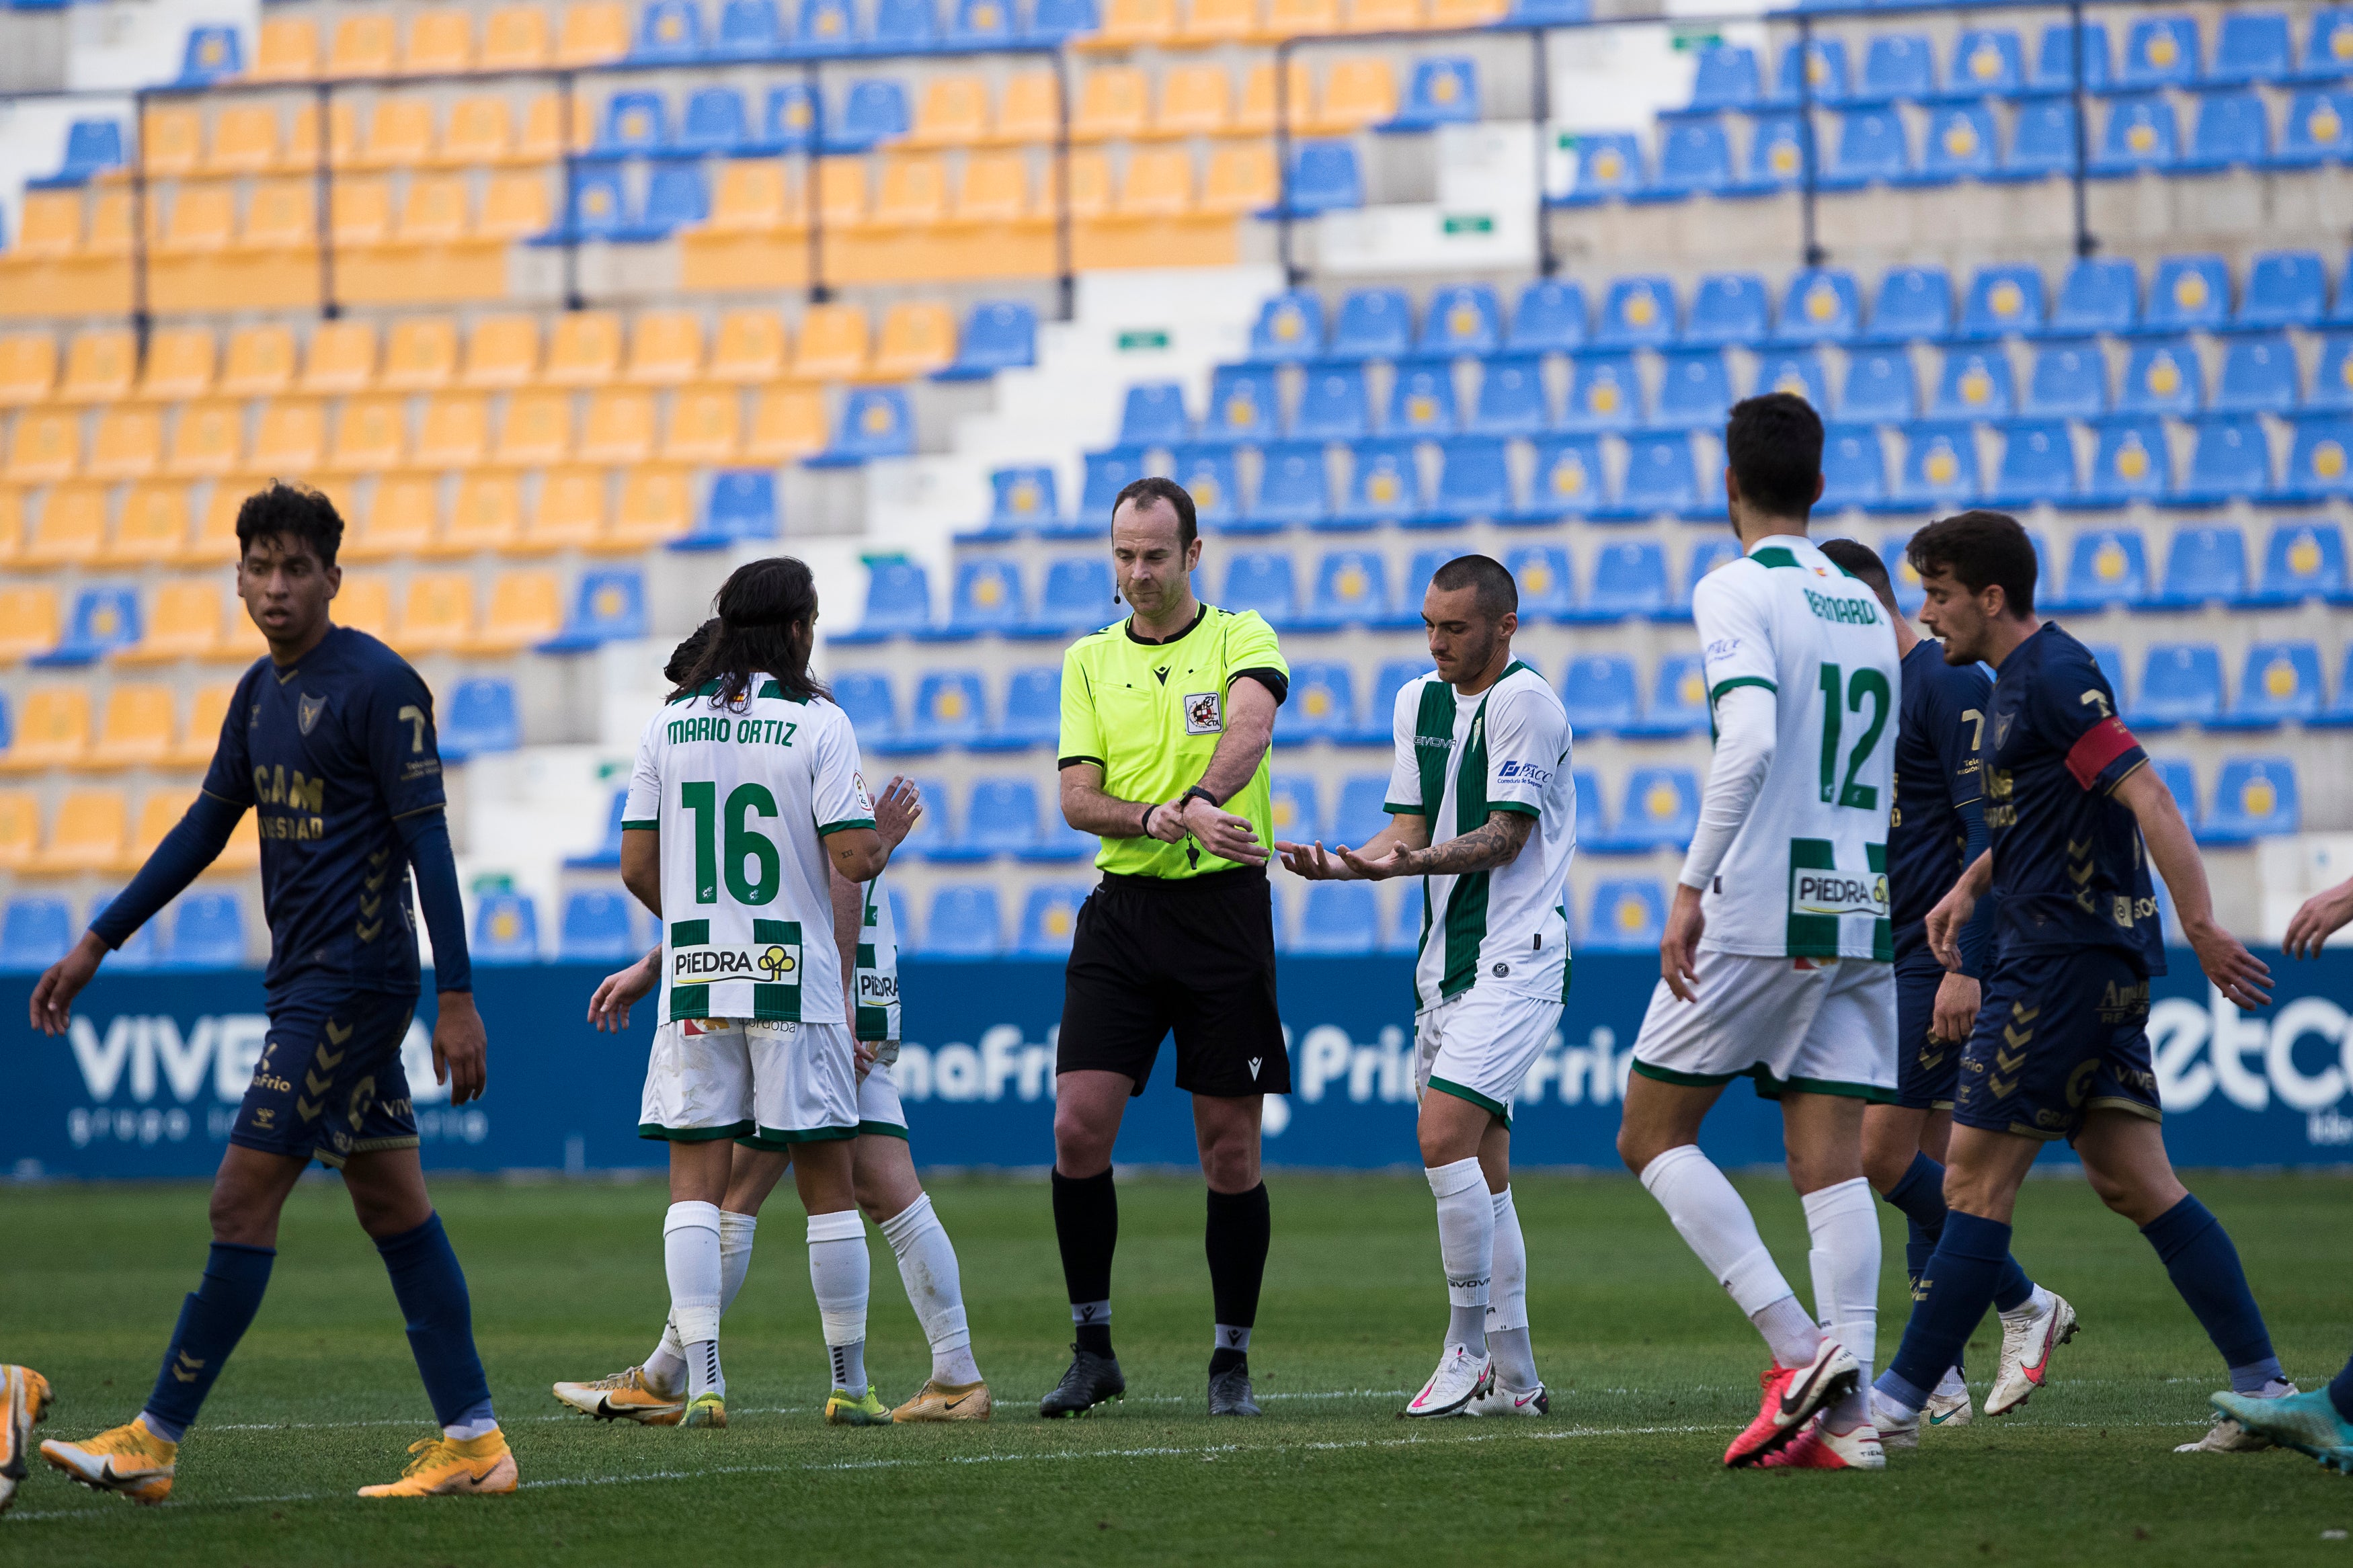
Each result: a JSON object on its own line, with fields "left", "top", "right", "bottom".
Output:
{"left": 1981, "top": 623, "right": 2165, "bottom": 975}
{"left": 199, "top": 626, "right": 446, "bottom": 995}
{"left": 1888, "top": 640, "right": 1993, "bottom": 945}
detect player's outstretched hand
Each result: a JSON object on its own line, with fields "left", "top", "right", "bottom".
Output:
{"left": 1181, "top": 797, "right": 1268, "bottom": 866}
{"left": 433, "top": 991, "right": 489, "bottom": 1105}
{"left": 873, "top": 776, "right": 922, "bottom": 850}
{"left": 1660, "top": 884, "right": 1704, "bottom": 1003}
{"left": 1923, "top": 884, "right": 1976, "bottom": 973}
{"left": 2185, "top": 917, "right": 2272, "bottom": 1013}
{"left": 2283, "top": 878, "right": 2353, "bottom": 960}
{"left": 587, "top": 950, "right": 658, "bottom": 1032}
{"left": 1931, "top": 971, "right": 1981, "bottom": 1048}
{"left": 1335, "top": 841, "right": 1409, "bottom": 881}
{"left": 1275, "top": 840, "right": 1349, "bottom": 880}
{"left": 28, "top": 931, "right": 107, "bottom": 1036}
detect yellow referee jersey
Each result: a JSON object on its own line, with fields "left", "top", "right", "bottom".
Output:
{"left": 1058, "top": 604, "right": 1289, "bottom": 880}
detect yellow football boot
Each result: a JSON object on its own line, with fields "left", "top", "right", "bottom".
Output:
{"left": 890, "top": 1379, "right": 992, "bottom": 1423}
{"left": 552, "top": 1365, "right": 685, "bottom": 1426}
{"left": 40, "top": 1415, "right": 176, "bottom": 1506}
{"left": 357, "top": 1430, "right": 518, "bottom": 1498}
{"left": 2, "top": 1365, "right": 55, "bottom": 1514}
{"left": 678, "top": 1393, "right": 727, "bottom": 1429}
{"left": 824, "top": 1385, "right": 894, "bottom": 1426}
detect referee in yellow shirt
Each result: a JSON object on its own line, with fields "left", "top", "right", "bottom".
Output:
{"left": 1040, "top": 476, "right": 1291, "bottom": 1421}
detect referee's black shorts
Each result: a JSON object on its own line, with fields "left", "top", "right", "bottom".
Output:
{"left": 1058, "top": 865, "right": 1291, "bottom": 1098}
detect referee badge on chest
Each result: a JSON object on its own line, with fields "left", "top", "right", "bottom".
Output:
{"left": 1184, "top": 691, "right": 1224, "bottom": 735}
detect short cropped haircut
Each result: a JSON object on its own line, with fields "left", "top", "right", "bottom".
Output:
{"left": 665, "top": 618, "right": 719, "bottom": 689}
{"left": 1723, "top": 393, "right": 1825, "bottom": 519}
{"left": 1905, "top": 509, "right": 2037, "bottom": 617}
{"left": 1112, "top": 475, "right": 1197, "bottom": 549}
{"left": 1817, "top": 537, "right": 1892, "bottom": 600}
{"left": 1429, "top": 552, "right": 1517, "bottom": 619}
{"left": 236, "top": 481, "right": 344, "bottom": 568}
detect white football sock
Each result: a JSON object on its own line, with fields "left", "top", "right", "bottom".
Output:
{"left": 879, "top": 1193, "right": 982, "bottom": 1386}
{"left": 650, "top": 1209, "right": 757, "bottom": 1395}
{"left": 1486, "top": 1186, "right": 1539, "bottom": 1389}
{"left": 1999, "top": 1282, "right": 2055, "bottom": 1326}
{"left": 664, "top": 1200, "right": 725, "bottom": 1399}
{"left": 1426, "top": 1158, "right": 1492, "bottom": 1356}
{"left": 808, "top": 1208, "right": 871, "bottom": 1393}
{"left": 1802, "top": 1176, "right": 1879, "bottom": 1431}
{"left": 1640, "top": 1145, "right": 1817, "bottom": 1368}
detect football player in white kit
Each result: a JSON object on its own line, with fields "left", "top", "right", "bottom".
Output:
{"left": 1277, "top": 554, "right": 1574, "bottom": 1421}
{"left": 1614, "top": 395, "right": 1903, "bottom": 1472}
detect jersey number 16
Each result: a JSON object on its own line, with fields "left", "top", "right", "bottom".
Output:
{"left": 681, "top": 780, "right": 782, "bottom": 905}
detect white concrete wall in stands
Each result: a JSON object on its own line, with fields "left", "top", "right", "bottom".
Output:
{"left": 69, "top": 0, "right": 254, "bottom": 91}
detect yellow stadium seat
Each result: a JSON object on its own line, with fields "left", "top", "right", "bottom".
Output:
{"left": 480, "top": 4, "right": 553, "bottom": 69}
{"left": 522, "top": 467, "right": 608, "bottom": 550}
{"left": 83, "top": 190, "right": 134, "bottom": 257}
{"left": 87, "top": 406, "right": 163, "bottom": 479}
{"left": 208, "top": 813, "right": 262, "bottom": 874}
{"left": 206, "top": 105, "right": 281, "bottom": 176}
{"left": 1314, "top": 58, "right": 1398, "bottom": 130}
{"left": 164, "top": 399, "right": 244, "bottom": 477}
{"left": 335, "top": 574, "right": 394, "bottom": 642}
{"left": 141, "top": 108, "right": 204, "bottom": 179}
{"left": 1263, "top": 0, "right": 1338, "bottom": 34}
{"left": 1065, "top": 151, "right": 1113, "bottom": 218}
{"left": 383, "top": 317, "right": 459, "bottom": 390}
{"left": 516, "top": 93, "right": 582, "bottom": 163}
{"left": 327, "top": 396, "right": 407, "bottom": 472}
{"left": 1201, "top": 140, "right": 1277, "bottom": 212}
{"left": 871, "top": 302, "right": 957, "bottom": 378}
{"left": 2, "top": 690, "right": 91, "bottom": 771}
{"left": 301, "top": 321, "right": 378, "bottom": 395}
{"left": 348, "top": 474, "right": 439, "bottom": 561}
{"left": 136, "top": 328, "right": 216, "bottom": 402}
{"left": 994, "top": 71, "right": 1059, "bottom": 144}
{"left": 59, "top": 329, "right": 136, "bottom": 405}
{"left": 160, "top": 185, "right": 235, "bottom": 254}
{"left": 9, "top": 192, "right": 83, "bottom": 259}
{"left": 284, "top": 99, "right": 360, "bottom": 169}
{"left": 116, "top": 580, "right": 223, "bottom": 663}
{"left": 463, "top": 315, "right": 540, "bottom": 387}
{"left": 545, "top": 312, "right": 622, "bottom": 386}
{"left": 168, "top": 685, "right": 235, "bottom": 766}
{"left": 908, "top": 75, "right": 990, "bottom": 148}
{"left": 1076, "top": 68, "right": 1152, "bottom": 140}
{"left": 1427, "top": 0, "right": 1503, "bottom": 24}
{"left": 403, "top": 8, "right": 475, "bottom": 73}
{"left": 7, "top": 411, "right": 80, "bottom": 485}
{"left": 180, "top": 485, "right": 244, "bottom": 567}
{"left": 659, "top": 386, "right": 741, "bottom": 462}
{"left": 789, "top": 304, "right": 868, "bottom": 380}
{"left": 125, "top": 788, "right": 196, "bottom": 867}
{"left": 331, "top": 178, "right": 393, "bottom": 246}
{"left": 0, "top": 335, "right": 56, "bottom": 407}
{"left": 557, "top": 1, "right": 630, "bottom": 63}
{"left": 479, "top": 171, "right": 553, "bottom": 239}
{"left": 816, "top": 159, "right": 867, "bottom": 227}
{"left": 953, "top": 153, "right": 1032, "bottom": 222}
{"left": 0, "top": 488, "right": 19, "bottom": 563}
{"left": 463, "top": 570, "right": 561, "bottom": 653}
{"left": 439, "top": 474, "right": 522, "bottom": 554}
{"left": 1154, "top": 65, "right": 1234, "bottom": 135}
{"left": 252, "top": 16, "right": 320, "bottom": 80}
{"left": 0, "top": 585, "right": 58, "bottom": 663}
{"left": 411, "top": 391, "right": 487, "bottom": 468}
{"left": 1117, "top": 148, "right": 1197, "bottom": 216}
{"left": 22, "top": 483, "right": 106, "bottom": 566}
{"left": 744, "top": 387, "right": 826, "bottom": 462}
{"left": 392, "top": 175, "right": 471, "bottom": 244}
{"left": 87, "top": 685, "right": 175, "bottom": 768}
{"left": 395, "top": 573, "right": 475, "bottom": 654}
{"left": 440, "top": 96, "right": 515, "bottom": 165}
{"left": 357, "top": 98, "right": 437, "bottom": 170}
{"left": 602, "top": 467, "right": 691, "bottom": 550}
{"left": 870, "top": 156, "right": 948, "bottom": 227}
{"left": 709, "top": 311, "right": 786, "bottom": 382}
{"left": 1180, "top": 0, "right": 1259, "bottom": 42}
{"left": 249, "top": 399, "right": 327, "bottom": 474}
{"left": 578, "top": 388, "right": 655, "bottom": 464}
{"left": 1086, "top": 0, "right": 1176, "bottom": 48}
{"left": 0, "top": 791, "right": 36, "bottom": 868}
{"left": 328, "top": 13, "right": 399, "bottom": 76}
{"left": 495, "top": 390, "right": 573, "bottom": 466}
{"left": 626, "top": 312, "right": 703, "bottom": 384}
{"left": 1347, "top": 0, "right": 1422, "bottom": 27}
{"left": 238, "top": 178, "right": 316, "bottom": 250}
{"left": 220, "top": 325, "right": 297, "bottom": 397}
{"left": 31, "top": 790, "right": 127, "bottom": 874}
{"left": 1236, "top": 60, "right": 1314, "bottom": 132}
{"left": 707, "top": 160, "right": 789, "bottom": 231}
{"left": 106, "top": 483, "right": 192, "bottom": 565}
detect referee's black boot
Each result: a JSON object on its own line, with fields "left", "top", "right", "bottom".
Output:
{"left": 1038, "top": 1346, "right": 1125, "bottom": 1418}
{"left": 1208, "top": 1365, "right": 1262, "bottom": 1417}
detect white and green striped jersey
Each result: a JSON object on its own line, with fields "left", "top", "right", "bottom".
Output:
{"left": 623, "top": 677, "right": 875, "bottom": 1025}
{"left": 1691, "top": 534, "right": 1901, "bottom": 961}
{"left": 1382, "top": 661, "right": 1576, "bottom": 1012}
{"left": 853, "top": 872, "right": 899, "bottom": 1042}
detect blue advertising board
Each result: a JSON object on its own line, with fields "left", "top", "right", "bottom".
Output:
{"left": 7, "top": 953, "right": 2353, "bottom": 1180}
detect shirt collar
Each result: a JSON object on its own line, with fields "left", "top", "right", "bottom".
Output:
{"left": 1125, "top": 604, "right": 1207, "bottom": 647}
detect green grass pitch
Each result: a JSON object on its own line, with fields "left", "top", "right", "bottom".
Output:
{"left": 5, "top": 1170, "right": 2352, "bottom": 1565}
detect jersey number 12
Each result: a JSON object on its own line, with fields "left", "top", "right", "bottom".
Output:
{"left": 1816, "top": 663, "right": 1889, "bottom": 811}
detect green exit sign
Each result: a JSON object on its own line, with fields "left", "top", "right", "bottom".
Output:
{"left": 1441, "top": 213, "right": 1495, "bottom": 235}
{"left": 1116, "top": 329, "right": 1170, "bottom": 351}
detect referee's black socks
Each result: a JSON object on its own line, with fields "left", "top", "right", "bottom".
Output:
{"left": 1205, "top": 1182, "right": 1271, "bottom": 1376}
{"left": 1053, "top": 1167, "right": 1119, "bottom": 1357}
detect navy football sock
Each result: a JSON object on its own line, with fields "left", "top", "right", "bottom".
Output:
{"left": 2329, "top": 1353, "right": 2353, "bottom": 1426}
{"left": 142, "top": 1241, "right": 276, "bottom": 1441}
{"left": 376, "top": 1213, "right": 494, "bottom": 1428}
{"left": 1882, "top": 1152, "right": 2035, "bottom": 1318}
{"left": 2141, "top": 1195, "right": 2280, "bottom": 1393}
{"left": 1878, "top": 1212, "right": 2011, "bottom": 1412}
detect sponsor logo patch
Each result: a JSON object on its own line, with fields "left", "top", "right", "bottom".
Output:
{"left": 1789, "top": 868, "right": 1890, "bottom": 918}
{"left": 1496, "top": 759, "right": 1552, "bottom": 787}
{"left": 673, "top": 943, "right": 801, "bottom": 982}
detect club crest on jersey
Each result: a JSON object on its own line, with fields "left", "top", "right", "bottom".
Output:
{"left": 1789, "top": 867, "right": 1890, "bottom": 918}
{"left": 673, "top": 942, "right": 800, "bottom": 981}
{"left": 298, "top": 693, "right": 326, "bottom": 735}
{"left": 1995, "top": 712, "right": 2015, "bottom": 748}
{"left": 1184, "top": 692, "right": 1223, "bottom": 735}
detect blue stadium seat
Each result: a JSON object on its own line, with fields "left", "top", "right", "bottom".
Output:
{"left": 1425, "top": 438, "right": 1512, "bottom": 525}
{"left": 1254, "top": 443, "right": 1330, "bottom": 527}
{"left": 1560, "top": 354, "right": 1642, "bottom": 431}
{"left": 1506, "top": 546, "right": 1576, "bottom": 620}
{"left": 530, "top": 165, "right": 633, "bottom": 245}
{"left": 1418, "top": 284, "right": 1503, "bottom": 358}
{"left": 1773, "top": 268, "right": 1862, "bottom": 345}
{"left": 1651, "top": 120, "right": 1735, "bottom": 198}
{"left": 1386, "top": 57, "right": 1482, "bottom": 132}
{"left": 28, "top": 119, "right": 124, "bottom": 189}
{"left": 2180, "top": 416, "right": 2271, "bottom": 505}
{"left": 161, "top": 893, "right": 245, "bottom": 968}
{"left": 1825, "top": 108, "right": 1911, "bottom": 185}
{"left": 684, "top": 470, "right": 779, "bottom": 549}
{"left": 904, "top": 669, "right": 989, "bottom": 748}
{"left": 596, "top": 91, "right": 671, "bottom": 156}
{"left": 2216, "top": 641, "right": 2325, "bottom": 728}
{"left": 2024, "top": 340, "right": 2108, "bottom": 416}
{"left": 2120, "top": 14, "right": 2201, "bottom": 89}
{"left": 1470, "top": 356, "right": 1549, "bottom": 436}
{"left": 0, "top": 897, "right": 71, "bottom": 973}
{"left": 955, "top": 778, "right": 1045, "bottom": 859}
{"left": 175, "top": 25, "right": 243, "bottom": 85}
{"left": 2152, "top": 525, "right": 2250, "bottom": 608}
{"left": 1654, "top": 349, "right": 1732, "bottom": 430}
{"left": 2096, "top": 93, "right": 2182, "bottom": 173}
{"left": 1958, "top": 264, "right": 2046, "bottom": 338}
{"left": 2030, "top": 19, "right": 2113, "bottom": 92}
{"left": 1611, "top": 768, "right": 1702, "bottom": 850}
{"left": 1919, "top": 104, "right": 2001, "bottom": 181}
{"left": 1616, "top": 433, "right": 1700, "bottom": 519}
{"left": 1078, "top": 448, "right": 1147, "bottom": 518}
{"left": 1841, "top": 347, "right": 1918, "bottom": 423}
{"left": 2082, "top": 418, "right": 2173, "bottom": 505}
{"left": 1332, "top": 288, "right": 1412, "bottom": 361}
{"left": 1304, "top": 550, "right": 1392, "bottom": 629}
{"left": 1224, "top": 551, "right": 1300, "bottom": 628}
{"left": 1268, "top": 775, "right": 1320, "bottom": 841}
{"left": 980, "top": 666, "right": 1061, "bottom": 751}
{"left": 2060, "top": 528, "right": 2151, "bottom": 611}
{"left": 1754, "top": 349, "right": 1830, "bottom": 409}
{"left": 1990, "top": 419, "right": 2076, "bottom": 505}
{"left": 1561, "top": 655, "right": 1641, "bottom": 736}
{"left": 1578, "top": 539, "right": 1672, "bottom": 621}
{"left": 1896, "top": 423, "right": 1981, "bottom": 508}
{"left": 1864, "top": 266, "right": 1954, "bottom": 343}
{"left": 1585, "top": 880, "right": 1667, "bottom": 949}
{"left": 1337, "top": 439, "right": 1421, "bottom": 527}
{"left": 2280, "top": 418, "right": 2353, "bottom": 503}
{"left": 1940, "top": 29, "right": 2026, "bottom": 98}
{"left": 798, "top": 0, "right": 858, "bottom": 48}
{"left": 1027, "top": 0, "right": 1098, "bottom": 42}
{"left": 441, "top": 678, "right": 520, "bottom": 761}
{"left": 715, "top": 0, "right": 783, "bottom": 56}
{"left": 1119, "top": 381, "right": 1189, "bottom": 447}
{"left": 1021, "top": 556, "right": 1116, "bottom": 636}
{"left": 830, "top": 81, "right": 910, "bottom": 152}
{"left": 2184, "top": 89, "right": 2270, "bottom": 169}
{"left": 1878, "top": 534, "right": 1926, "bottom": 613}
{"left": 2087, "top": 640, "right": 2131, "bottom": 706}
{"left": 1361, "top": 661, "right": 1432, "bottom": 746}
{"left": 561, "top": 790, "right": 631, "bottom": 870}
{"left": 1932, "top": 348, "right": 2017, "bottom": 420}
{"left": 2118, "top": 339, "right": 2201, "bottom": 415}
{"left": 1250, "top": 291, "right": 1326, "bottom": 363}
{"left": 1594, "top": 275, "right": 1679, "bottom": 349}
{"left": 1507, "top": 279, "right": 1586, "bottom": 353}
{"left": 473, "top": 893, "right": 540, "bottom": 964}
{"left": 541, "top": 569, "right": 648, "bottom": 651}
{"left": 1820, "top": 424, "right": 1888, "bottom": 509}
{"left": 558, "top": 891, "right": 638, "bottom": 962}
{"left": 1998, "top": 98, "right": 2082, "bottom": 179}
{"left": 1012, "top": 886, "right": 1084, "bottom": 958}
{"left": 633, "top": 0, "right": 706, "bottom": 60}
{"left": 831, "top": 671, "right": 900, "bottom": 751}
{"left": 1271, "top": 141, "right": 1364, "bottom": 216}
{"left": 1856, "top": 34, "right": 1936, "bottom": 104}
{"left": 922, "top": 886, "right": 1002, "bottom": 956}
{"left": 1525, "top": 436, "right": 1609, "bottom": 520}
{"left": 2301, "top": 8, "right": 2353, "bottom": 79}
{"left": 2236, "top": 252, "right": 2327, "bottom": 329}
{"left": 2253, "top": 520, "right": 2349, "bottom": 602}
{"left": 1331, "top": 774, "right": 1394, "bottom": 847}
{"left": 31, "top": 584, "right": 135, "bottom": 667}
{"left": 747, "top": 84, "right": 816, "bottom": 154}
{"left": 2314, "top": 335, "right": 2353, "bottom": 409}
{"left": 1768, "top": 37, "right": 1852, "bottom": 107}
{"left": 846, "top": 558, "right": 931, "bottom": 641}
{"left": 1279, "top": 662, "right": 1357, "bottom": 744}
{"left": 2325, "top": 648, "right": 2353, "bottom": 725}
{"left": 2146, "top": 255, "right": 2233, "bottom": 333}
{"left": 2275, "top": 90, "right": 2353, "bottom": 165}
{"left": 2151, "top": 756, "right": 2202, "bottom": 827}
{"left": 815, "top": 386, "right": 914, "bottom": 464}
{"left": 1685, "top": 273, "right": 1771, "bottom": 347}
{"left": 1170, "top": 445, "right": 1241, "bottom": 531}
{"left": 2210, "top": 11, "right": 2292, "bottom": 83}
{"left": 1555, "top": 130, "right": 1646, "bottom": 206}
{"left": 2200, "top": 757, "right": 2301, "bottom": 841}
{"left": 936, "top": 300, "right": 1035, "bottom": 380}
{"left": 2214, "top": 333, "right": 2299, "bottom": 413}
{"left": 1628, "top": 654, "right": 1712, "bottom": 739}
{"left": 2135, "top": 642, "right": 2225, "bottom": 729}
{"left": 871, "top": 0, "right": 938, "bottom": 51}
{"left": 1744, "top": 114, "right": 1811, "bottom": 190}
{"left": 978, "top": 466, "right": 1058, "bottom": 538}
{"left": 1386, "top": 365, "right": 1458, "bottom": 436}
{"left": 1293, "top": 365, "right": 1371, "bottom": 440}
{"left": 1291, "top": 884, "right": 1378, "bottom": 955}
{"left": 1677, "top": 537, "right": 1742, "bottom": 611}
{"left": 620, "top": 164, "right": 709, "bottom": 241}
{"left": 1687, "top": 44, "right": 1762, "bottom": 112}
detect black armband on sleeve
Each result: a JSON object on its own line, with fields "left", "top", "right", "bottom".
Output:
{"left": 1230, "top": 667, "right": 1288, "bottom": 706}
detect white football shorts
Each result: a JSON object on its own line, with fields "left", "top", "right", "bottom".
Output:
{"left": 639, "top": 1016, "right": 860, "bottom": 1145}
{"left": 1412, "top": 982, "right": 1566, "bottom": 1124}
{"left": 853, "top": 1052, "right": 908, "bottom": 1138}
{"left": 1630, "top": 950, "right": 1897, "bottom": 1102}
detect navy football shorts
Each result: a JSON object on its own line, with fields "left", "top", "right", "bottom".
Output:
{"left": 1953, "top": 949, "right": 2160, "bottom": 1143}
{"left": 1892, "top": 947, "right": 1961, "bottom": 1112}
{"left": 230, "top": 989, "right": 421, "bottom": 1167}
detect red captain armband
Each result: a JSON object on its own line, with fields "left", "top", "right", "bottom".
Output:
{"left": 2065, "top": 714, "right": 2141, "bottom": 790}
